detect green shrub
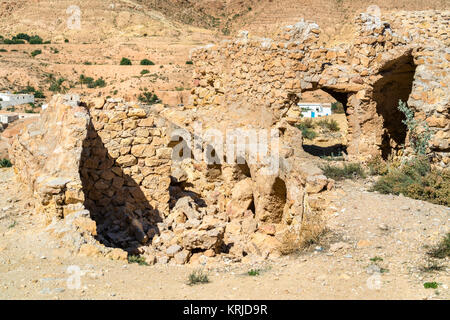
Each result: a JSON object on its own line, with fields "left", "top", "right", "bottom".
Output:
{"left": 87, "top": 77, "right": 106, "bottom": 88}
{"left": 64, "top": 39, "right": 69, "bottom": 43}
{"left": 29, "top": 35, "right": 43, "bottom": 44}
{"left": 321, "top": 163, "right": 366, "bottom": 180}
{"left": 128, "top": 255, "right": 148, "bottom": 266}
{"left": 16, "top": 85, "right": 35, "bottom": 94}
{"left": 120, "top": 57, "right": 132, "bottom": 65}
{"left": 398, "top": 100, "right": 433, "bottom": 156}
{"left": 140, "top": 69, "right": 150, "bottom": 75}
{"left": 31, "top": 49, "right": 42, "bottom": 57}
{"left": 371, "top": 157, "right": 449, "bottom": 206}
{"left": 34, "top": 90, "right": 45, "bottom": 99}
{"left": 185, "top": 60, "right": 193, "bottom": 65}
{"left": 367, "top": 155, "right": 389, "bottom": 176}
{"left": 248, "top": 269, "right": 260, "bottom": 276}
{"left": 4, "top": 38, "right": 25, "bottom": 44}
{"left": 15, "top": 33, "right": 30, "bottom": 41}
{"left": 0, "top": 159, "right": 12, "bottom": 168}
{"left": 49, "top": 77, "right": 66, "bottom": 92}
{"left": 140, "top": 59, "right": 155, "bottom": 65}
{"left": 317, "top": 118, "right": 340, "bottom": 131}
{"left": 296, "top": 118, "right": 317, "bottom": 140}
{"left": 188, "top": 269, "right": 209, "bottom": 285}
{"left": 427, "top": 233, "right": 450, "bottom": 259}
{"left": 138, "top": 91, "right": 160, "bottom": 105}
{"left": 8, "top": 221, "right": 17, "bottom": 229}
{"left": 0, "top": 48, "right": 7, "bottom": 52}
{"left": 423, "top": 282, "right": 438, "bottom": 289}
{"left": 331, "top": 102, "right": 345, "bottom": 114}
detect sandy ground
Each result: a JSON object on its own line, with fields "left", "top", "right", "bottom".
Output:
{"left": 0, "top": 167, "right": 448, "bottom": 300}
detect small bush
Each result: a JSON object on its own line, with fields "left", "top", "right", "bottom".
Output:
{"left": 428, "top": 233, "right": 450, "bottom": 259}
{"left": 0, "top": 158, "right": 12, "bottom": 168}
{"left": 398, "top": 100, "right": 433, "bottom": 156}
{"left": 187, "top": 269, "right": 209, "bottom": 285}
{"left": 140, "top": 69, "right": 150, "bottom": 75}
{"left": 128, "top": 255, "right": 148, "bottom": 266}
{"left": 34, "top": 90, "right": 45, "bottom": 99}
{"left": 331, "top": 102, "right": 345, "bottom": 114}
{"left": 48, "top": 77, "right": 66, "bottom": 93}
{"left": 31, "top": 49, "right": 42, "bottom": 57}
{"left": 140, "top": 59, "right": 155, "bottom": 65}
{"left": 317, "top": 118, "right": 340, "bottom": 132}
{"left": 15, "top": 33, "right": 30, "bottom": 41}
{"left": 371, "top": 158, "right": 449, "bottom": 206}
{"left": 367, "top": 155, "right": 389, "bottom": 176}
{"left": 8, "top": 221, "right": 17, "bottom": 229}
{"left": 138, "top": 91, "right": 160, "bottom": 105}
{"left": 4, "top": 38, "right": 25, "bottom": 44}
{"left": 0, "top": 48, "right": 7, "bottom": 52}
{"left": 296, "top": 119, "right": 317, "bottom": 140}
{"left": 420, "top": 261, "right": 445, "bottom": 273}
{"left": 321, "top": 163, "right": 366, "bottom": 181}
{"left": 29, "top": 35, "right": 43, "bottom": 44}
{"left": 120, "top": 57, "right": 132, "bottom": 65}
{"left": 64, "top": 39, "right": 69, "bottom": 43}
{"left": 88, "top": 78, "right": 106, "bottom": 88}
{"left": 423, "top": 282, "right": 438, "bottom": 289}
{"left": 185, "top": 60, "right": 193, "bottom": 65}
{"left": 248, "top": 269, "right": 260, "bottom": 276}
{"left": 370, "top": 256, "right": 383, "bottom": 262}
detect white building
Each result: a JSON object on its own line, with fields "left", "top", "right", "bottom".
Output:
{"left": 63, "top": 94, "right": 81, "bottom": 107}
{"left": 298, "top": 103, "right": 332, "bottom": 118}
{"left": 0, "top": 92, "right": 35, "bottom": 109}
{"left": 0, "top": 113, "right": 19, "bottom": 125}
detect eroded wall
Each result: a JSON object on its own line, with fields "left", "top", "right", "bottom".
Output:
{"left": 188, "top": 10, "right": 449, "bottom": 166}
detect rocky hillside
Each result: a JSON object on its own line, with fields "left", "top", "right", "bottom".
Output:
{"left": 0, "top": 0, "right": 448, "bottom": 105}
{"left": 139, "top": 0, "right": 449, "bottom": 43}
{"left": 2, "top": 0, "right": 448, "bottom": 41}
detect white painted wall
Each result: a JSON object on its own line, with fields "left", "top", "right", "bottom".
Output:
{"left": 298, "top": 103, "right": 332, "bottom": 118}
{"left": 0, "top": 92, "right": 35, "bottom": 109}
{"left": 0, "top": 114, "right": 19, "bottom": 124}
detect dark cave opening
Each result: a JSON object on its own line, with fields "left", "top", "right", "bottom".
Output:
{"left": 373, "top": 52, "right": 416, "bottom": 159}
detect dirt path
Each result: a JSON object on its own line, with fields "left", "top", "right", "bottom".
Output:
{"left": 0, "top": 167, "right": 448, "bottom": 300}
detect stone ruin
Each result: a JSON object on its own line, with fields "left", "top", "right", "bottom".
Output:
{"left": 8, "top": 10, "right": 449, "bottom": 264}
{"left": 9, "top": 94, "right": 333, "bottom": 264}
{"left": 189, "top": 10, "right": 449, "bottom": 166}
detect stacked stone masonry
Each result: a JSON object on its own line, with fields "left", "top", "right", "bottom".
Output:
{"left": 189, "top": 10, "right": 449, "bottom": 167}
{"left": 10, "top": 94, "right": 333, "bottom": 264}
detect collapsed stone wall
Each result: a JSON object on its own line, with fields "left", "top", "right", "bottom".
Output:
{"left": 189, "top": 10, "right": 449, "bottom": 167}
{"left": 9, "top": 96, "right": 89, "bottom": 222}
{"left": 10, "top": 95, "right": 334, "bottom": 264}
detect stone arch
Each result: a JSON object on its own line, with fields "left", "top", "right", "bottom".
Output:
{"left": 372, "top": 51, "right": 417, "bottom": 159}
{"left": 298, "top": 86, "right": 351, "bottom": 157}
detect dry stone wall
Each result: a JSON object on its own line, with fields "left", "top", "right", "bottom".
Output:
{"left": 10, "top": 94, "right": 334, "bottom": 264}
{"left": 189, "top": 10, "right": 449, "bottom": 167}
{"left": 79, "top": 98, "right": 173, "bottom": 250}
